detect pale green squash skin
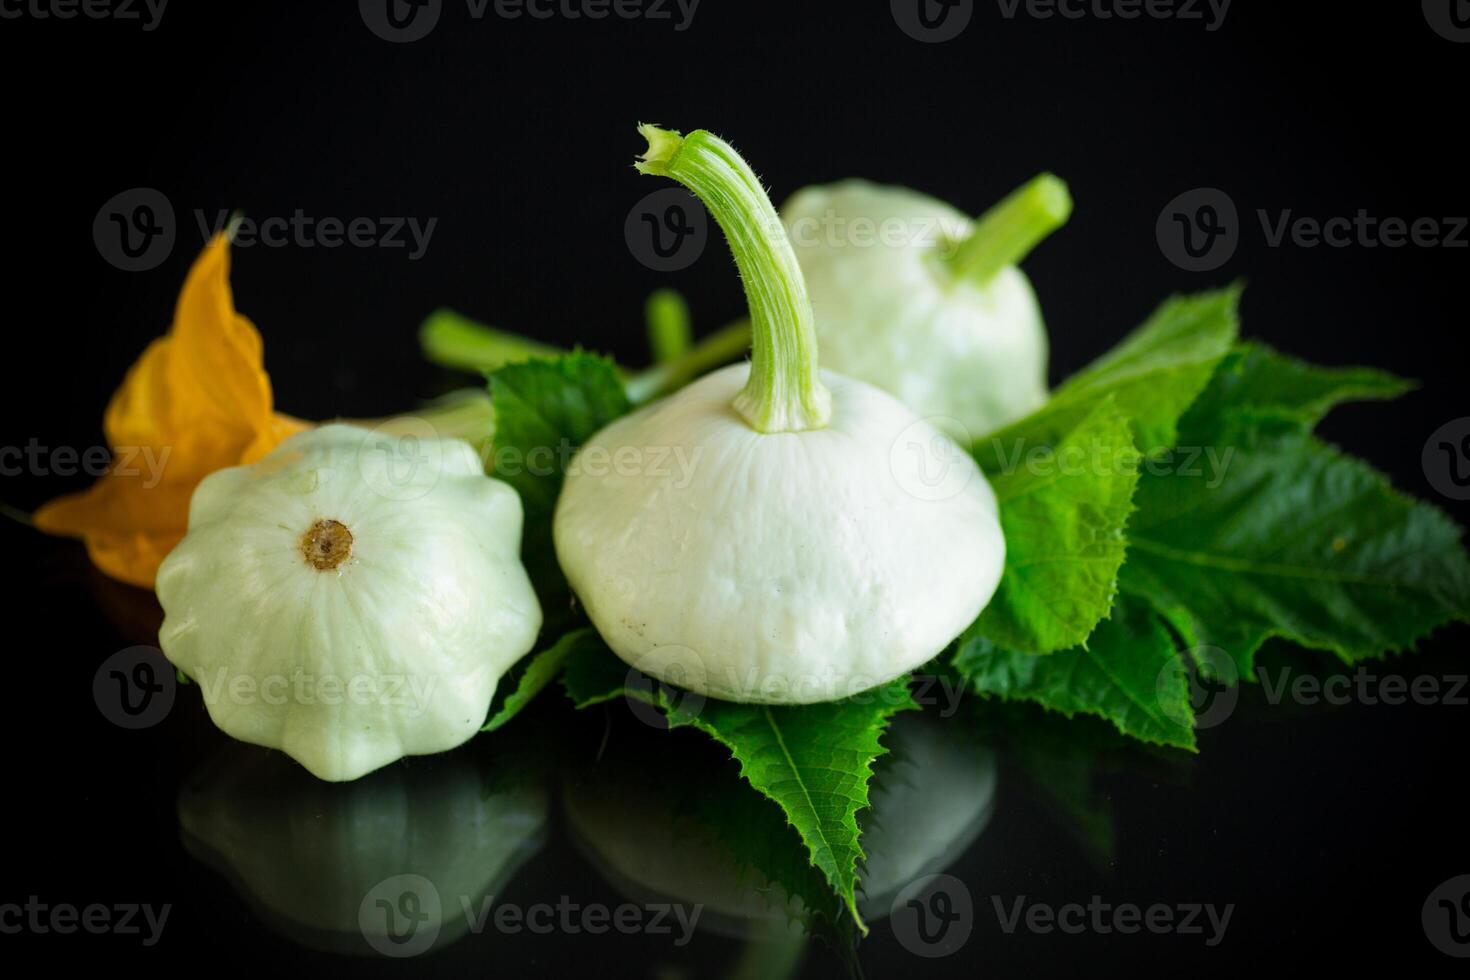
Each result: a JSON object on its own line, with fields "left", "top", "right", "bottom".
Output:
{"left": 555, "top": 364, "right": 1005, "bottom": 705}
{"left": 157, "top": 424, "right": 542, "bottom": 782}
{"left": 784, "top": 180, "right": 1051, "bottom": 439}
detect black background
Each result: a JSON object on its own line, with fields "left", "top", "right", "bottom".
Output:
{"left": 1, "top": 1, "right": 1466, "bottom": 975}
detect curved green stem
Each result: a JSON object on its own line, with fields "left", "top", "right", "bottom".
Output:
{"left": 946, "top": 172, "right": 1072, "bottom": 287}
{"left": 636, "top": 125, "right": 830, "bottom": 433}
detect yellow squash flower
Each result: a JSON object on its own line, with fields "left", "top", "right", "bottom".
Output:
{"left": 36, "top": 235, "right": 305, "bottom": 588}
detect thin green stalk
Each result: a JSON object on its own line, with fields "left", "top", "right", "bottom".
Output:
{"left": 418, "top": 302, "right": 748, "bottom": 406}
{"left": 419, "top": 308, "right": 563, "bottom": 374}
{"left": 636, "top": 125, "right": 830, "bottom": 433}
{"left": 624, "top": 318, "right": 751, "bottom": 404}
{"left": 350, "top": 390, "right": 497, "bottom": 463}
{"left": 946, "top": 173, "right": 1072, "bottom": 287}
{"left": 1, "top": 501, "right": 35, "bottom": 527}
{"left": 645, "top": 287, "right": 692, "bottom": 364}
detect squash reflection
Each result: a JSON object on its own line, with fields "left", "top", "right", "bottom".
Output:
{"left": 562, "top": 708, "right": 996, "bottom": 944}
{"left": 176, "top": 744, "right": 547, "bottom": 956}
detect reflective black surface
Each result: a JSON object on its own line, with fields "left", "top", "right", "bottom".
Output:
{"left": 2, "top": 3, "right": 1468, "bottom": 974}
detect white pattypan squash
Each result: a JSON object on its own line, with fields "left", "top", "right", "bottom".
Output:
{"left": 783, "top": 179, "right": 1060, "bottom": 438}
{"left": 157, "top": 423, "right": 542, "bottom": 782}
{"left": 555, "top": 126, "right": 1006, "bottom": 706}
{"left": 555, "top": 363, "right": 1004, "bottom": 704}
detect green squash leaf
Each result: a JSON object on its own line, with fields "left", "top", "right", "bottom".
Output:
{"left": 561, "top": 705, "right": 847, "bottom": 937}
{"left": 954, "top": 594, "right": 1196, "bottom": 750}
{"left": 976, "top": 286, "right": 1240, "bottom": 461}
{"left": 973, "top": 397, "right": 1141, "bottom": 654}
{"left": 487, "top": 353, "right": 631, "bottom": 622}
{"left": 562, "top": 638, "right": 915, "bottom": 932}
{"left": 687, "top": 758, "right": 848, "bottom": 932}
{"left": 1121, "top": 432, "right": 1470, "bottom": 679}
{"left": 1122, "top": 344, "right": 1467, "bottom": 678}
{"left": 487, "top": 353, "right": 632, "bottom": 516}
{"left": 1177, "top": 341, "right": 1415, "bottom": 447}
{"left": 560, "top": 635, "right": 636, "bottom": 708}
{"left": 482, "top": 628, "right": 598, "bottom": 732}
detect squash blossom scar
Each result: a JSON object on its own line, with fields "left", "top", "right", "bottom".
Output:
{"left": 301, "top": 519, "right": 353, "bottom": 570}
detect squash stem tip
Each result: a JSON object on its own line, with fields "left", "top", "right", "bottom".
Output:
{"left": 948, "top": 172, "right": 1072, "bottom": 287}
